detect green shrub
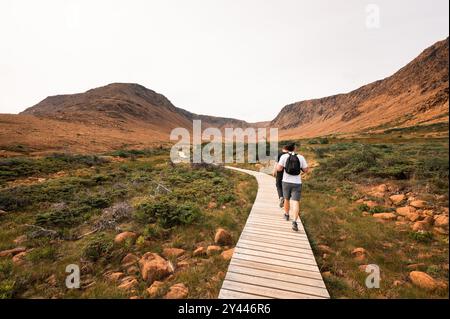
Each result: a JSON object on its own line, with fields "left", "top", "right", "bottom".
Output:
{"left": 217, "top": 194, "right": 236, "bottom": 205}
{"left": 82, "top": 234, "right": 113, "bottom": 262}
{"left": 136, "top": 198, "right": 201, "bottom": 228}
{"left": 0, "top": 279, "right": 15, "bottom": 299}
{"left": 35, "top": 205, "right": 93, "bottom": 227}
{"left": 26, "top": 247, "right": 57, "bottom": 262}
{"left": 409, "top": 231, "right": 433, "bottom": 243}
{"left": 0, "top": 260, "right": 13, "bottom": 280}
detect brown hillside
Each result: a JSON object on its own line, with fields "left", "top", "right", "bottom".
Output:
{"left": 273, "top": 38, "right": 449, "bottom": 138}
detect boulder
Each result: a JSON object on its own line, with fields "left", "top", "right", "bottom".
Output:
{"left": 117, "top": 276, "right": 139, "bottom": 291}
{"left": 422, "top": 210, "right": 435, "bottom": 217}
{"left": 164, "top": 283, "right": 189, "bottom": 299}
{"left": 409, "top": 271, "right": 438, "bottom": 290}
{"left": 410, "top": 200, "right": 427, "bottom": 209}
{"left": 396, "top": 206, "right": 416, "bottom": 216}
{"left": 176, "top": 260, "right": 191, "bottom": 268}
{"left": 208, "top": 201, "right": 217, "bottom": 209}
{"left": 193, "top": 247, "right": 206, "bottom": 257}
{"left": 114, "top": 232, "right": 137, "bottom": 244}
{"left": 146, "top": 280, "right": 164, "bottom": 298}
{"left": 221, "top": 248, "right": 235, "bottom": 261}
{"left": 405, "top": 212, "right": 421, "bottom": 222}
{"left": 368, "top": 184, "right": 388, "bottom": 198}
{"left": 412, "top": 221, "right": 431, "bottom": 232}
{"left": 373, "top": 213, "right": 397, "bottom": 220}
{"left": 390, "top": 194, "right": 405, "bottom": 205}
{"left": 138, "top": 253, "right": 173, "bottom": 283}
{"left": 434, "top": 215, "right": 449, "bottom": 228}
{"left": 206, "top": 245, "right": 222, "bottom": 255}
{"left": 0, "top": 209, "right": 7, "bottom": 217}
{"left": 0, "top": 247, "right": 27, "bottom": 257}
{"left": 105, "top": 271, "right": 125, "bottom": 283}
{"left": 162, "top": 248, "right": 185, "bottom": 259}
{"left": 351, "top": 247, "right": 366, "bottom": 262}
{"left": 126, "top": 266, "right": 140, "bottom": 276}
{"left": 121, "top": 253, "right": 140, "bottom": 267}
{"left": 12, "top": 251, "right": 29, "bottom": 266}
{"left": 364, "top": 201, "right": 378, "bottom": 208}
{"left": 214, "top": 228, "right": 233, "bottom": 246}
{"left": 351, "top": 248, "right": 366, "bottom": 256}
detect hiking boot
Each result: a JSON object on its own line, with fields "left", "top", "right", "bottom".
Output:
{"left": 284, "top": 213, "right": 289, "bottom": 221}
{"left": 292, "top": 221, "right": 298, "bottom": 231}
{"left": 279, "top": 197, "right": 284, "bottom": 208}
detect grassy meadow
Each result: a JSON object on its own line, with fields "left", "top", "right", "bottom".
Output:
{"left": 237, "top": 127, "right": 449, "bottom": 299}
{"left": 0, "top": 148, "right": 257, "bottom": 298}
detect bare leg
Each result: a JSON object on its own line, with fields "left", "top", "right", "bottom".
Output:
{"left": 292, "top": 200, "right": 300, "bottom": 221}
{"left": 284, "top": 198, "right": 290, "bottom": 215}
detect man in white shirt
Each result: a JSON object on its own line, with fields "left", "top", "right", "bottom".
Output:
{"left": 276, "top": 143, "right": 309, "bottom": 231}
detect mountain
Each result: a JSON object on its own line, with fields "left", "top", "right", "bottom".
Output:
{"left": 273, "top": 38, "right": 449, "bottom": 138}
{"left": 21, "top": 83, "right": 249, "bottom": 130}
{"left": 0, "top": 38, "right": 448, "bottom": 155}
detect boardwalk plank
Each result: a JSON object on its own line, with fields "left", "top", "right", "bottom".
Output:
{"left": 219, "top": 167, "right": 329, "bottom": 299}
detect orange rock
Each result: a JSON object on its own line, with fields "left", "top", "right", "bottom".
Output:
{"left": 390, "top": 194, "right": 405, "bottom": 205}
{"left": 0, "top": 247, "right": 26, "bottom": 257}
{"left": 409, "top": 271, "right": 438, "bottom": 290}
{"left": 162, "top": 248, "right": 186, "bottom": 258}
{"left": 221, "top": 248, "right": 235, "bottom": 260}
{"left": 118, "top": 276, "right": 139, "bottom": 291}
{"left": 164, "top": 283, "right": 189, "bottom": 299}
{"left": 138, "top": 253, "right": 173, "bottom": 283}
{"left": 373, "top": 213, "right": 397, "bottom": 220}
{"left": 410, "top": 200, "right": 427, "bottom": 209}
{"left": 396, "top": 206, "right": 416, "bottom": 216}
{"left": 214, "top": 228, "right": 233, "bottom": 246}
{"left": 105, "top": 271, "right": 125, "bottom": 283}
{"left": 193, "top": 247, "right": 206, "bottom": 257}
{"left": 206, "top": 245, "right": 222, "bottom": 255}
{"left": 434, "top": 215, "right": 449, "bottom": 228}
{"left": 146, "top": 280, "right": 164, "bottom": 297}
{"left": 121, "top": 253, "right": 139, "bottom": 267}
{"left": 114, "top": 232, "right": 137, "bottom": 244}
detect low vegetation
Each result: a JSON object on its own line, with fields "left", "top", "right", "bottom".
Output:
{"left": 239, "top": 136, "right": 449, "bottom": 299}
{"left": 0, "top": 148, "right": 257, "bottom": 299}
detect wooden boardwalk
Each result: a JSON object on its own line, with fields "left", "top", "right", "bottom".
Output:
{"left": 218, "top": 167, "right": 329, "bottom": 299}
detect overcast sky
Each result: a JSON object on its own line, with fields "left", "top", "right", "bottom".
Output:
{"left": 0, "top": 0, "right": 448, "bottom": 122}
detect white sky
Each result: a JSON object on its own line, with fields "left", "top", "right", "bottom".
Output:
{"left": 0, "top": 0, "right": 448, "bottom": 122}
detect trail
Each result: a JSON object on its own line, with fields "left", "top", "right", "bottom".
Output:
{"left": 219, "top": 166, "right": 329, "bottom": 299}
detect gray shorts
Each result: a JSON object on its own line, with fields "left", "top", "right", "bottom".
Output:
{"left": 282, "top": 182, "right": 302, "bottom": 201}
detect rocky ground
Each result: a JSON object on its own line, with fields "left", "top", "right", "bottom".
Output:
{"left": 0, "top": 150, "right": 257, "bottom": 299}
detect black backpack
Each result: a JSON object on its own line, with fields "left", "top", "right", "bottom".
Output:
{"left": 284, "top": 152, "right": 302, "bottom": 175}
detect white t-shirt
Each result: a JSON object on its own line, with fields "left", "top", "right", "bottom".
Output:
{"left": 278, "top": 153, "right": 308, "bottom": 184}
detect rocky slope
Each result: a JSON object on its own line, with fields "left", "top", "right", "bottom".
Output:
{"left": 273, "top": 38, "right": 449, "bottom": 138}
{"left": 0, "top": 38, "right": 448, "bottom": 154}
{"left": 21, "top": 83, "right": 249, "bottom": 130}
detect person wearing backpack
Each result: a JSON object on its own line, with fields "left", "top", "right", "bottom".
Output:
{"left": 276, "top": 143, "right": 309, "bottom": 231}
{"left": 272, "top": 145, "right": 289, "bottom": 208}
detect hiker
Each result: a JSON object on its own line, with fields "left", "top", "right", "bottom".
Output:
{"left": 277, "top": 143, "right": 309, "bottom": 231}
{"left": 273, "top": 146, "right": 289, "bottom": 207}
